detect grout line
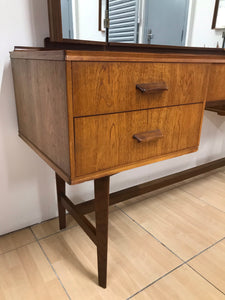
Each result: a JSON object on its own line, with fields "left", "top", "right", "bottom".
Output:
{"left": 0, "top": 225, "right": 33, "bottom": 238}
{"left": 0, "top": 240, "right": 37, "bottom": 256}
{"left": 187, "top": 264, "right": 225, "bottom": 296}
{"left": 185, "top": 236, "right": 225, "bottom": 264}
{"left": 126, "top": 235, "right": 225, "bottom": 299}
{"left": 30, "top": 227, "right": 71, "bottom": 300}
{"left": 117, "top": 205, "right": 185, "bottom": 262}
{"left": 36, "top": 223, "right": 78, "bottom": 241}
{"left": 118, "top": 202, "right": 225, "bottom": 266}
{"left": 127, "top": 263, "right": 185, "bottom": 299}
{"left": 0, "top": 222, "right": 79, "bottom": 256}
{"left": 119, "top": 200, "right": 225, "bottom": 299}
{"left": 179, "top": 186, "right": 225, "bottom": 215}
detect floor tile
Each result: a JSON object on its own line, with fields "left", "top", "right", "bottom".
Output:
{"left": 31, "top": 214, "right": 77, "bottom": 239}
{"left": 189, "top": 239, "right": 225, "bottom": 294}
{"left": 0, "top": 228, "right": 35, "bottom": 255}
{"left": 117, "top": 185, "right": 178, "bottom": 210}
{"left": 0, "top": 242, "right": 68, "bottom": 300}
{"left": 117, "top": 168, "right": 222, "bottom": 211}
{"left": 132, "top": 265, "right": 224, "bottom": 300}
{"left": 121, "top": 188, "right": 225, "bottom": 260}
{"left": 40, "top": 208, "right": 181, "bottom": 300}
{"left": 181, "top": 171, "right": 225, "bottom": 212}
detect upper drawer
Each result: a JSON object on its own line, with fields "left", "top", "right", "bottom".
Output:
{"left": 74, "top": 103, "right": 203, "bottom": 177}
{"left": 206, "top": 64, "right": 225, "bottom": 101}
{"left": 72, "top": 62, "right": 208, "bottom": 117}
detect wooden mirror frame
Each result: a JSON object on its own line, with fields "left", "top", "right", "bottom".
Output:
{"left": 46, "top": 0, "right": 225, "bottom": 55}
{"left": 47, "top": 0, "right": 108, "bottom": 43}
{"left": 48, "top": 0, "right": 62, "bottom": 42}
{"left": 212, "top": 0, "right": 225, "bottom": 29}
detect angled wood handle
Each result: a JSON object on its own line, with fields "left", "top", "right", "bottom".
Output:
{"left": 133, "top": 129, "right": 163, "bottom": 143}
{"left": 136, "top": 81, "right": 168, "bottom": 94}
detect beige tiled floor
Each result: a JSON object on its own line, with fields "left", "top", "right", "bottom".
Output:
{"left": 120, "top": 188, "right": 225, "bottom": 260}
{"left": 0, "top": 228, "right": 35, "bottom": 255}
{"left": 31, "top": 214, "right": 77, "bottom": 239}
{"left": 0, "top": 169, "right": 225, "bottom": 299}
{"left": 181, "top": 170, "right": 225, "bottom": 213}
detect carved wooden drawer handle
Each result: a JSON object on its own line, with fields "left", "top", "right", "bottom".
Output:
{"left": 133, "top": 129, "right": 163, "bottom": 143}
{"left": 136, "top": 81, "right": 168, "bottom": 94}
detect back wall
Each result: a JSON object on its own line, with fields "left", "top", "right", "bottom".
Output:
{"left": 1, "top": 0, "right": 225, "bottom": 235}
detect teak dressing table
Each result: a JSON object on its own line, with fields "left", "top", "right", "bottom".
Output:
{"left": 10, "top": 0, "right": 225, "bottom": 289}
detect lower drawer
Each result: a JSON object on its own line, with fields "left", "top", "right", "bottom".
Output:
{"left": 74, "top": 104, "right": 203, "bottom": 177}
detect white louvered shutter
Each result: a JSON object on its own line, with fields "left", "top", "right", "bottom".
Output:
{"left": 108, "top": 0, "right": 139, "bottom": 43}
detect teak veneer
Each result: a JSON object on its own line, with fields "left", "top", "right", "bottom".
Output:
{"left": 10, "top": 48, "right": 225, "bottom": 288}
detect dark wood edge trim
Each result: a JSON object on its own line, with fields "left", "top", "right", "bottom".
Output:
{"left": 205, "top": 107, "right": 225, "bottom": 115}
{"left": 99, "top": 0, "right": 102, "bottom": 31}
{"left": 44, "top": 37, "right": 225, "bottom": 55}
{"left": 212, "top": 0, "right": 220, "bottom": 29}
{"left": 75, "top": 157, "right": 225, "bottom": 215}
{"left": 61, "top": 194, "right": 97, "bottom": 244}
{"left": 47, "top": 0, "right": 63, "bottom": 42}
{"left": 19, "top": 133, "right": 71, "bottom": 183}
{"left": 71, "top": 147, "right": 198, "bottom": 184}
{"left": 14, "top": 46, "right": 44, "bottom": 51}
{"left": 108, "top": 42, "right": 225, "bottom": 53}
{"left": 205, "top": 100, "right": 225, "bottom": 107}
{"left": 205, "top": 100, "right": 225, "bottom": 115}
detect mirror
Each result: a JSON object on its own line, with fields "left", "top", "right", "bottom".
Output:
{"left": 212, "top": 0, "right": 225, "bottom": 29}
{"left": 60, "top": 0, "right": 106, "bottom": 41}
{"left": 108, "top": 0, "right": 225, "bottom": 48}
{"left": 51, "top": 0, "right": 225, "bottom": 48}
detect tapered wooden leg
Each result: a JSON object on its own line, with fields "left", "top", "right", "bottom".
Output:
{"left": 55, "top": 173, "right": 66, "bottom": 230}
{"left": 94, "top": 176, "right": 110, "bottom": 288}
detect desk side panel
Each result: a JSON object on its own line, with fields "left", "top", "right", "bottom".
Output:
{"left": 11, "top": 58, "right": 71, "bottom": 180}
{"left": 206, "top": 64, "right": 225, "bottom": 101}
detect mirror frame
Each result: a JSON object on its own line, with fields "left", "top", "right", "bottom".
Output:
{"left": 46, "top": 0, "right": 225, "bottom": 54}
{"left": 47, "top": 0, "right": 108, "bottom": 43}
{"left": 48, "top": 0, "right": 63, "bottom": 41}
{"left": 212, "top": 0, "right": 225, "bottom": 29}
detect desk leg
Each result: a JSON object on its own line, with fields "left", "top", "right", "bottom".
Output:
{"left": 56, "top": 173, "right": 66, "bottom": 230}
{"left": 94, "top": 176, "right": 110, "bottom": 288}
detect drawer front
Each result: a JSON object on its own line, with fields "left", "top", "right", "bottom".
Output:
{"left": 74, "top": 104, "right": 203, "bottom": 177}
{"left": 207, "top": 64, "right": 225, "bottom": 101}
{"left": 72, "top": 62, "right": 208, "bottom": 117}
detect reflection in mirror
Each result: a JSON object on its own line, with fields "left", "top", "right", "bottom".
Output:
{"left": 60, "top": 0, "right": 106, "bottom": 41}
{"left": 214, "top": 0, "right": 225, "bottom": 28}
{"left": 108, "top": 0, "right": 225, "bottom": 48}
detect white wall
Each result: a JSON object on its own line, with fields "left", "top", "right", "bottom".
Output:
{"left": 1, "top": 0, "right": 225, "bottom": 235}
{"left": 74, "top": 0, "right": 105, "bottom": 41}
{"left": 187, "top": 0, "right": 224, "bottom": 47}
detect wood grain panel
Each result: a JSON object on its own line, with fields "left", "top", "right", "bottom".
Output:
{"left": 74, "top": 104, "right": 203, "bottom": 177}
{"left": 207, "top": 64, "right": 225, "bottom": 101}
{"left": 11, "top": 59, "right": 70, "bottom": 177}
{"left": 72, "top": 62, "right": 208, "bottom": 116}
